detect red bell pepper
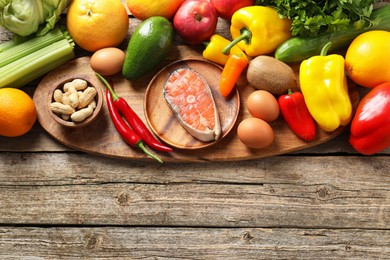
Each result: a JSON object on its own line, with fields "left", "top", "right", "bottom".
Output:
{"left": 278, "top": 89, "right": 316, "bottom": 141}
{"left": 349, "top": 82, "right": 390, "bottom": 155}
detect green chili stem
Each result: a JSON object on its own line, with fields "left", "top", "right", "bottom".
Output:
{"left": 222, "top": 28, "right": 251, "bottom": 55}
{"left": 137, "top": 142, "right": 163, "bottom": 163}
{"left": 96, "top": 73, "right": 120, "bottom": 101}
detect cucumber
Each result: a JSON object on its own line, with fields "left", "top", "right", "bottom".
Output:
{"left": 122, "top": 16, "right": 174, "bottom": 80}
{"left": 275, "top": 5, "right": 390, "bottom": 63}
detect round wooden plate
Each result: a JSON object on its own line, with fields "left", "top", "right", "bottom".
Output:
{"left": 144, "top": 59, "right": 240, "bottom": 150}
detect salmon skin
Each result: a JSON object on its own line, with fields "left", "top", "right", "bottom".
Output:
{"left": 163, "top": 67, "right": 221, "bottom": 142}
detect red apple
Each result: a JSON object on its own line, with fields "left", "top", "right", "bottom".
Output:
{"left": 210, "top": 0, "right": 255, "bottom": 20}
{"left": 173, "top": 0, "right": 218, "bottom": 45}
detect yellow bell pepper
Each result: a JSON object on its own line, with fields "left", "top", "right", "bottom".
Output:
{"left": 202, "top": 34, "right": 246, "bottom": 66}
{"left": 299, "top": 42, "right": 352, "bottom": 132}
{"left": 222, "top": 6, "right": 292, "bottom": 57}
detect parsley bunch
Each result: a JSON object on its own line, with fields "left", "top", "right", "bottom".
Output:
{"left": 256, "top": 0, "right": 376, "bottom": 37}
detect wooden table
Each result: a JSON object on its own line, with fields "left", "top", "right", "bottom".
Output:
{"left": 1, "top": 13, "right": 389, "bottom": 259}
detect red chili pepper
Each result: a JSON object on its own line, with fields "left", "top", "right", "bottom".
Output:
{"left": 96, "top": 73, "right": 172, "bottom": 153}
{"left": 106, "top": 89, "right": 163, "bottom": 163}
{"left": 219, "top": 53, "right": 248, "bottom": 97}
{"left": 278, "top": 89, "right": 316, "bottom": 141}
{"left": 349, "top": 82, "right": 390, "bottom": 155}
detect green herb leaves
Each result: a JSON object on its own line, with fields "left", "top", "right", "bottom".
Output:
{"left": 256, "top": 0, "right": 376, "bottom": 37}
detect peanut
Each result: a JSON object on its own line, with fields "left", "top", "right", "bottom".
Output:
{"left": 70, "top": 107, "right": 93, "bottom": 122}
{"left": 72, "top": 79, "right": 88, "bottom": 90}
{"left": 51, "top": 78, "right": 98, "bottom": 123}
{"left": 68, "top": 86, "right": 77, "bottom": 94}
{"left": 53, "top": 89, "right": 63, "bottom": 103}
{"left": 63, "top": 82, "right": 73, "bottom": 93}
{"left": 78, "top": 87, "right": 97, "bottom": 109}
{"left": 68, "top": 92, "right": 79, "bottom": 109}
{"left": 61, "top": 114, "right": 70, "bottom": 121}
{"left": 50, "top": 102, "right": 75, "bottom": 115}
{"left": 88, "top": 100, "right": 97, "bottom": 110}
{"left": 63, "top": 79, "right": 87, "bottom": 92}
{"left": 61, "top": 95, "right": 71, "bottom": 106}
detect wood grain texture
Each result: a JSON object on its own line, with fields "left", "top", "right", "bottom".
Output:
{"left": 0, "top": 227, "right": 389, "bottom": 259}
{"left": 0, "top": 153, "right": 388, "bottom": 229}
{"left": 0, "top": 182, "right": 387, "bottom": 228}
{"left": 1, "top": 153, "right": 388, "bottom": 186}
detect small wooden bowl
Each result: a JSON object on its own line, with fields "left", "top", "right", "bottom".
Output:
{"left": 48, "top": 77, "right": 103, "bottom": 128}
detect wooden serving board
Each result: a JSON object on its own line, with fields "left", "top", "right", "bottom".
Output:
{"left": 33, "top": 56, "right": 359, "bottom": 163}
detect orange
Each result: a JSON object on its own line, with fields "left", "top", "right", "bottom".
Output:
{"left": 66, "top": 0, "right": 129, "bottom": 52}
{"left": 0, "top": 88, "right": 37, "bottom": 137}
{"left": 126, "top": 0, "right": 184, "bottom": 21}
{"left": 345, "top": 30, "right": 390, "bottom": 88}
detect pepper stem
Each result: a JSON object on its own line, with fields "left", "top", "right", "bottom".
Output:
{"left": 137, "top": 141, "right": 163, "bottom": 163}
{"left": 202, "top": 41, "right": 210, "bottom": 47}
{"left": 320, "top": 42, "right": 332, "bottom": 56}
{"left": 96, "top": 73, "right": 120, "bottom": 101}
{"left": 222, "top": 28, "right": 251, "bottom": 55}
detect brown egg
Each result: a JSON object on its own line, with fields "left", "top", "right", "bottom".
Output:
{"left": 237, "top": 117, "right": 274, "bottom": 149}
{"left": 246, "top": 90, "right": 280, "bottom": 122}
{"left": 90, "top": 47, "right": 125, "bottom": 76}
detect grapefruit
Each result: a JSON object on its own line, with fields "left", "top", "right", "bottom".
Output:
{"left": 67, "top": 0, "right": 129, "bottom": 52}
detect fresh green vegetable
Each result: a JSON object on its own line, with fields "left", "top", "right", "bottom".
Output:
{"left": 256, "top": 0, "right": 376, "bottom": 37}
{"left": 122, "top": 16, "right": 174, "bottom": 80}
{"left": 0, "top": 27, "right": 69, "bottom": 67}
{"left": 275, "top": 5, "right": 390, "bottom": 63}
{"left": 0, "top": 34, "right": 28, "bottom": 53}
{"left": 0, "top": 26, "right": 74, "bottom": 88}
{"left": 0, "top": 0, "right": 70, "bottom": 37}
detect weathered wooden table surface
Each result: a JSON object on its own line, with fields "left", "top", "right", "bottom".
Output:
{"left": 0, "top": 13, "right": 389, "bottom": 259}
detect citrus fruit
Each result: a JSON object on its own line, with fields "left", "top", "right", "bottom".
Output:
{"left": 66, "top": 0, "right": 129, "bottom": 52}
{"left": 163, "top": 67, "right": 221, "bottom": 142}
{"left": 345, "top": 30, "right": 390, "bottom": 88}
{"left": 126, "top": 0, "right": 184, "bottom": 21}
{"left": 0, "top": 88, "right": 37, "bottom": 137}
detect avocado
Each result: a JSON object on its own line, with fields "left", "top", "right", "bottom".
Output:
{"left": 122, "top": 16, "right": 174, "bottom": 80}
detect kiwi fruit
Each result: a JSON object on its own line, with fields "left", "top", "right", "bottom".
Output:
{"left": 246, "top": 55, "right": 298, "bottom": 95}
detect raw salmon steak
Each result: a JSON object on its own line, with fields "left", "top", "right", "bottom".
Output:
{"left": 163, "top": 67, "right": 221, "bottom": 142}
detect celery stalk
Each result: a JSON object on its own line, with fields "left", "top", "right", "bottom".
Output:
{"left": 0, "top": 27, "right": 67, "bottom": 67}
{"left": 0, "top": 34, "right": 29, "bottom": 53}
{"left": 0, "top": 27, "right": 75, "bottom": 89}
{"left": 10, "top": 48, "right": 74, "bottom": 88}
